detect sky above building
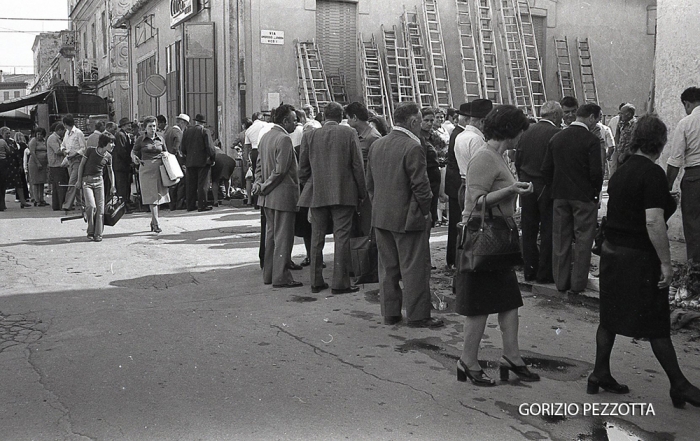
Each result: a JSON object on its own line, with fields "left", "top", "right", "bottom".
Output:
{"left": 0, "top": 1, "right": 70, "bottom": 75}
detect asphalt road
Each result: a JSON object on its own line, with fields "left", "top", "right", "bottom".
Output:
{"left": 0, "top": 200, "right": 698, "bottom": 440}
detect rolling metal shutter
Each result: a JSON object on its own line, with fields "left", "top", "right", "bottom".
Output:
{"left": 316, "top": 0, "right": 358, "bottom": 102}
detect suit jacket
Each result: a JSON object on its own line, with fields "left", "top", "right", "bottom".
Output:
{"left": 297, "top": 121, "right": 366, "bottom": 208}
{"left": 181, "top": 124, "right": 215, "bottom": 168}
{"left": 254, "top": 125, "right": 300, "bottom": 212}
{"left": 164, "top": 125, "right": 183, "bottom": 156}
{"left": 112, "top": 129, "right": 132, "bottom": 172}
{"left": 515, "top": 120, "right": 561, "bottom": 184}
{"left": 444, "top": 124, "right": 464, "bottom": 199}
{"left": 366, "top": 129, "right": 432, "bottom": 233}
{"left": 541, "top": 124, "right": 603, "bottom": 202}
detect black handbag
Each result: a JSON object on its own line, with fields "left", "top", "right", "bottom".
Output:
{"left": 104, "top": 196, "right": 126, "bottom": 227}
{"left": 456, "top": 197, "right": 523, "bottom": 272}
{"left": 591, "top": 216, "right": 607, "bottom": 256}
{"left": 349, "top": 234, "right": 379, "bottom": 284}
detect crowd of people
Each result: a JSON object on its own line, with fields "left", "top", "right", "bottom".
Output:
{"left": 242, "top": 89, "right": 700, "bottom": 408}
{"left": 2, "top": 85, "right": 700, "bottom": 409}
{"left": 0, "top": 111, "right": 238, "bottom": 235}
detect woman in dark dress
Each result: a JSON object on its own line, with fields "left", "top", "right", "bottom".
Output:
{"left": 455, "top": 106, "right": 537, "bottom": 386}
{"left": 590, "top": 114, "right": 700, "bottom": 408}
{"left": 0, "top": 127, "right": 31, "bottom": 209}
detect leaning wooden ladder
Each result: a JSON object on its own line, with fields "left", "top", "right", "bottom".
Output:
{"left": 422, "top": 0, "right": 453, "bottom": 108}
{"left": 359, "top": 33, "right": 393, "bottom": 125}
{"left": 474, "top": 0, "right": 503, "bottom": 103}
{"left": 515, "top": 0, "right": 546, "bottom": 114}
{"left": 402, "top": 7, "right": 435, "bottom": 107}
{"left": 577, "top": 38, "right": 599, "bottom": 104}
{"left": 382, "top": 24, "right": 416, "bottom": 105}
{"left": 498, "top": 0, "right": 534, "bottom": 115}
{"left": 554, "top": 36, "right": 577, "bottom": 100}
{"left": 294, "top": 40, "right": 332, "bottom": 115}
{"left": 455, "top": 0, "right": 484, "bottom": 102}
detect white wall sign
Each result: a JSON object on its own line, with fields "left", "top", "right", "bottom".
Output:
{"left": 261, "top": 30, "right": 284, "bottom": 45}
{"left": 171, "top": 0, "right": 197, "bottom": 28}
{"left": 268, "top": 93, "right": 280, "bottom": 109}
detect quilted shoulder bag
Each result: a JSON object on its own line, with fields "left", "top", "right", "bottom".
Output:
{"left": 456, "top": 196, "right": 523, "bottom": 272}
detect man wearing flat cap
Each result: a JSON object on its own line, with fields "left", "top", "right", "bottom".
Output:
{"left": 182, "top": 113, "right": 216, "bottom": 212}
{"left": 112, "top": 117, "right": 134, "bottom": 209}
{"left": 453, "top": 99, "right": 493, "bottom": 208}
{"left": 164, "top": 113, "right": 189, "bottom": 210}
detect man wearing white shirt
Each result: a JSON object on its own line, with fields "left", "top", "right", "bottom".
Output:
{"left": 667, "top": 87, "right": 700, "bottom": 263}
{"left": 60, "top": 114, "right": 87, "bottom": 211}
{"left": 453, "top": 99, "right": 493, "bottom": 210}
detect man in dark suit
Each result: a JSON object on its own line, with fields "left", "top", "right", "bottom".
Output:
{"left": 366, "top": 102, "right": 444, "bottom": 329}
{"left": 515, "top": 101, "right": 563, "bottom": 283}
{"left": 112, "top": 117, "right": 133, "bottom": 211}
{"left": 253, "top": 103, "right": 302, "bottom": 288}
{"left": 164, "top": 113, "right": 189, "bottom": 210}
{"left": 542, "top": 103, "right": 604, "bottom": 294}
{"left": 298, "top": 102, "right": 366, "bottom": 294}
{"left": 443, "top": 103, "right": 468, "bottom": 270}
{"left": 181, "top": 114, "right": 216, "bottom": 212}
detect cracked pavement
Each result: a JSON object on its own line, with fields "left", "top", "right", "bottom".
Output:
{"left": 1, "top": 201, "right": 699, "bottom": 440}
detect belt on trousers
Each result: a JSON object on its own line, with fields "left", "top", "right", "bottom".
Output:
{"left": 683, "top": 166, "right": 700, "bottom": 178}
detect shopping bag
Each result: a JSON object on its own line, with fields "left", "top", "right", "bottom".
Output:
{"left": 104, "top": 196, "right": 126, "bottom": 226}
{"left": 160, "top": 165, "right": 180, "bottom": 187}
{"left": 349, "top": 234, "right": 379, "bottom": 284}
{"left": 162, "top": 151, "right": 184, "bottom": 180}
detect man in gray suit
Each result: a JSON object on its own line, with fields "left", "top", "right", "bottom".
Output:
{"left": 298, "top": 102, "right": 367, "bottom": 294}
{"left": 253, "top": 103, "right": 302, "bottom": 288}
{"left": 366, "top": 102, "right": 444, "bottom": 329}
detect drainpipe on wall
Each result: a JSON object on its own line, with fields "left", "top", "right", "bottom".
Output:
{"left": 238, "top": 0, "right": 246, "bottom": 121}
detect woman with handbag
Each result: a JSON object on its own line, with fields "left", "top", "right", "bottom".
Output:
{"left": 132, "top": 116, "right": 170, "bottom": 233}
{"left": 76, "top": 132, "right": 116, "bottom": 242}
{"left": 589, "top": 115, "right": 700, "bottom": 408}
{"left": 455, "top": 105, "right": 536, "bottom": 386}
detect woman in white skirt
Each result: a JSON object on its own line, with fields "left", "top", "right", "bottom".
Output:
{"left": 132, "top": 116, "right": 170, "bottom": 233}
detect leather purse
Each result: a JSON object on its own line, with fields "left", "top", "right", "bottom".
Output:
{"left": 456, "top": 197, "right": 523, "bottom": 272}
{"left": 104, "top": 196, "right": 126, "bottom": 227}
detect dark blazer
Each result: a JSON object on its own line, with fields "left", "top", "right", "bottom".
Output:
{"left": 112, "top": 129, "right": 132, "bottom": 173}
{"left": 541, "top": 123, "right": 604, "bottom": 202}
{"left": 254, "top": 125, "right": 299, "bottom": 212}
{"left": 366, "top": 129, "right": 432, "bottom": 233}
{"left": 297, "top": 121, "right": 366, "bottom": 208}
{"left": 444, "top": 125, "right": 464, "bottom": 199}
{"left": 181, "top": 124, "right": 215, "bottom": 168}
{"left": 515, "top": 120, "right": 561, "bottom": 184}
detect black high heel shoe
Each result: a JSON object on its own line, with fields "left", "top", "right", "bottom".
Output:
{"left": 670, "top": 382, "right": 700, "bottom": 409}
{"left": 150, "top": 222, "right": 162, "bottom": 233}
{"left": 457, "top": 359, "right": 496, "bottom": 386}
{"left": 500, "top": 356, "right": 540, "bottom": 382}
{"left": 587, "top": 374, "right": 629, "bottom": 394}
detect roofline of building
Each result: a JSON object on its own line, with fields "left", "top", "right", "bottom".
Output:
{"left": 0, "top": 82, "right": 30, "bottom": 89}
{"left": 113, "top": 0, "right": 158, "bottom": 28}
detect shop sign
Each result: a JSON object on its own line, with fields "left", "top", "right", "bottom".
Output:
{"left": 261, "top": 30, "right": 284, "bottom": 45}
{"left": 171, "top": 0, "right": 197, "bottom": 27}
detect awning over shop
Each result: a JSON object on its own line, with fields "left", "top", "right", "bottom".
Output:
{"left": 0, "top": 109, "right": 31, "bottom": 120}
{"left": 0, "top": 90, "right": 51, "bottom": 113}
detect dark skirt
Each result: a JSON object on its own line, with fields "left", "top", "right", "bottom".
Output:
{"left": 599, "top": 241, "right": 670, "bottom": 338}
{"left": 454, "top": 268, "right": 523, "bottom": 316}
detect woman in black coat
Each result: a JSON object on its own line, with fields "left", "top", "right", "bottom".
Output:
{"left": 590, "top": 114, "right": 700, "bottom": 408}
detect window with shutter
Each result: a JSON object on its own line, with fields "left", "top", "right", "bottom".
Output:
{"left": 316, "top": 0, "right": 357, "bottom": 102}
